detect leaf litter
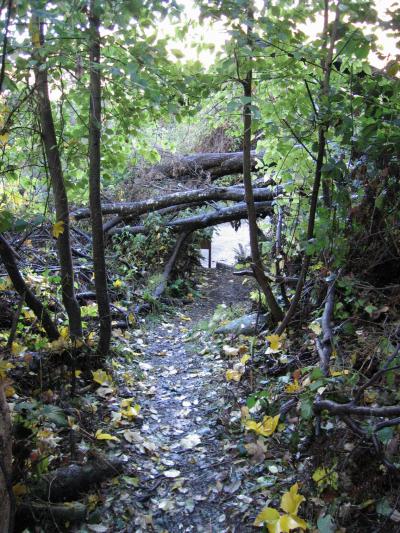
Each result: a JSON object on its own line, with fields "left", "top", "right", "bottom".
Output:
{"left": 89, "top": 268, "right": 263, "bottom": 532}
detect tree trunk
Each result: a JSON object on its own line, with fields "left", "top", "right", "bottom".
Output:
{"left": 108, "top": 201, "right": 273, "bottom": 236}
{"left": 275, "top": 1, "right": 341, "bottom": 335}
{"left": 0, "top": 379, "right": 13, "bottom": 533}
{"left": 88, "top": 0, "right": 111, "bottom": 357}
{"left": 147, "top": 150, "right": 263, "bottom": 181}
{"left": 72, "top": 184, "right": 280, "bottom": 221}
{"left": 32, "top": 18, "right": 82, "bottom": 341}
{"left": 0, "top": 234, "right": 59, "bottom": 340}
{"left": 241, "top": 4, "right": 283, "bottom": 324}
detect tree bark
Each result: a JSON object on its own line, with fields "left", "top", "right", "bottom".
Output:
{"left": 108, "top": 201, "right": 273, "bottom": 236}
{"left": 88, "top": 0, "right": 111, "bottom": 357}
{"left": 153, "top": 232, "right": 190, "bottom": 299}
{"left": 32, "top": 18, "right": 82, "bottom": 341}
{"left": 147, "top": 150, "right": 263, "bottom": 181}
{"left": 0, "top": 234, "right": 59, "bottom": 340}
{"left": 274, "top": 1, "right": 341, "bottom": 335}
{"left": 34, "top": 456, "right": 124, "bottom": 502}
{"left": 72, "top": 184, "right": 280, "bottom": 221}
{"left": 0, "top": 379, "right": 13, "bottom": 533}
{"left": 241, "top": 4, "right": 283, "bottom": 323}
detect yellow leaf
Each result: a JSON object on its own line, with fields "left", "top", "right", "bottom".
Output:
{"left": 266, "top": 334, "right": 282, "bottom": 352}
{"left": 279, "top": 513, "right": 307, "bottom": 531}
{"left": 52, "top": 220, "right": 65, "bottom": 238}
{"left": 92, "top": 369, "right": 112, "bottom": 385}
{"left": 226, "top": 368, "right": 242, "bottom": 382}
{"left": 48, "top": 336, "right": 68, "bottom": 352}
{"left": 245, "top": 414, "right": 280, "bottom": 437}
{"left": 5, "top": 385, "right": 15, "bottom": 397}
{"left": 280, "top": 483, "right": 305, "bottom": 515}
{"left": 312, "top": 467, "right": 328, "bottom": 484}
{"left": 121, "top": 404, "right": 141, "bottom": 418}
{"left": 13, "top": 483, "right": 27, "bottom": 497}
{"left": 0, "top": 132, "right": 9, "bottom": 144}
{"left": 285, "top": 380, "right": 302, "bottom": 393}
{"left": 330, "top": 369, "right": 349, "bottom": 377}
{"left": 309, "top": 321, "right": 322, "bottom": 335}
{"left": 75, "top": 370, "right": 82, "bottom": 378}
{"left": 120, "top": 397, "right": 134, "bottom": 408}
{"left": 11, "top": 341, "right": 26, "bottom": 356}
{"left": 113, "top": 279, "right": 123, "bottom": 288}
{"left": 0, "top": 360, "right": 14, "bottom": 378}
{"left": 59, "top": 326, "right": 69, "bottom": 339}
{"left": 95, "top": 429, "right": 119, "bottom": 441}
{"left": 254, "top": 506, "right": 280, "bottom": 526}
{"left": 240, "top": 353, "right": 250, "bottom": 365}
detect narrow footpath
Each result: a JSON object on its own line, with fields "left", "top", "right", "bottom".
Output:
{"left": 102, "top": 267, "right": 260, "bottom": 533}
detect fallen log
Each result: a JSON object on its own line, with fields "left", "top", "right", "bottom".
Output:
{"left": 148, "top": 150, "right": 263, "bottom": 181}
{"left": 108, "top": 201, "right": 274, "bottom": 237}
{"left": 153, "top": 232, "right": 190, "bottom": 300}
{"left": 17, "top": 501, "right": 87, "bottom": 527}
{"left": 0, "top": 234, "right": 60, "bottom": 341}
{"left": 34, "top": 456, "right": 124, "bottom": 502}
{"left": 72, "top": 185, "right": 280, "bottom": 221}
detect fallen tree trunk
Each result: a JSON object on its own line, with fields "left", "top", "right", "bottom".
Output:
{"left": 34, "top": 456, "right": 124, "bottom": 502}
{"left": 108, "top": 201, "right": 273, "bottom": 237}
{"left": 148, "top": 150, "right": 263, "bottom": 181}
{"left": 17, "top": 501, "right": 87, "bottom": 527}
{"left": 72, "top": 185, "right": 280, "bottom": 221}
{"left": 153, "top": 232, "right": 190, "bottom": 300}
{"left": 0, "top": 234, "right": 60, "bottom": 341}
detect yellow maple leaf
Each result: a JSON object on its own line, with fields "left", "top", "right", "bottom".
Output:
{"left": 266, "top": 334, "right": 282, "bottom": 352}
{"left": 245, "top": 414, "right": 280, "bottom": 437}
{"left": 113, "top": 279, "right": 123, "bottom": 288}
{"left": 92, "top": 369, "right": 112, "bottom": 385}
{"left": 11, "top": 341, "right": 26, "bottom": 356}
{"left": 280, "top": 483, "right": 305, "bottom": 515}
{"left": 330, "top": 369, "right": 349, "bottom": 377}
{"left": 254, "top": 505, "right": 307, "bottom": 532}
{"left": 48, "top": 336, "right": 68, "bottom": 352}
{"left": 5, "top": 385, "right": 15, "bottom": 397}
{"left": 52, "top": 220, "right": 65, "bottom": 238}
{"left": 226, "top": 368, "right": 242, "bottom": 382}
{"left": 95, "top": 429, "right": 119, "bottom": 441}
{"left": 254, "top": 506, "right": 280, "bottom": 527}
{"left": 0, "top": 360, "right": 14, "bottom": 379}
{"left": 12, "top": 483, "right": 28, "bottom": 497}
{"left": 285, "top": 380, "right": 302, "bottom": 393}
{"left": 240, "top": 353, "right": 250, "bottom": 365}
{"left": 309, "top": 321, "right": 322, "bottom": 335}
{"left": 279, "top": 513, "right": 307, "bottom": 531}
{"left": 121, "top": 403, "right": 141, "bottom": 418}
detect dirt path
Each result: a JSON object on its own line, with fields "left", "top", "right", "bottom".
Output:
{"left": 104, "top": 267, "right": 258, "bottom": 532}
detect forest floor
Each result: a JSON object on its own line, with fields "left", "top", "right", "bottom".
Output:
{"left": 93, "top": 266, "right": 263, "bottom": 533}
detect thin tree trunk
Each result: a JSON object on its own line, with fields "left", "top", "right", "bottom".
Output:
{"left": 275, "top": 1, "right": 341, "bottom": 335}
{"left": 88, "top": 0, "right": 111, "bottom": 357}
{"left": 32, "top": 18, "right": 82, "bottom": 340}
{"left": 0, "top": 378, "right": 13, "bottom": 533}
{"left": 0, "top": 234, "right": 59, "bottom": 340}
{"left": 242, "top": 3, "right": 283, "bottom": 323}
